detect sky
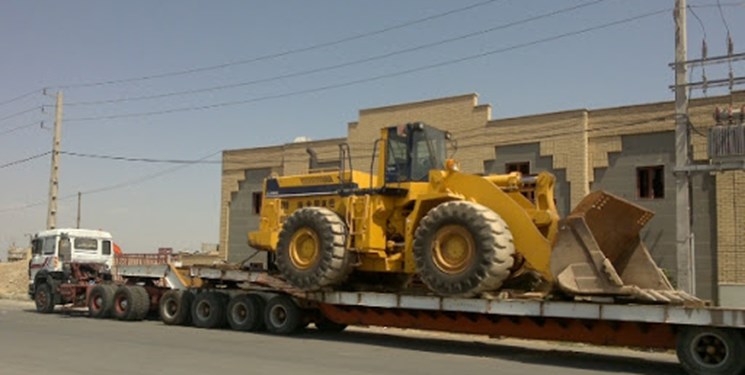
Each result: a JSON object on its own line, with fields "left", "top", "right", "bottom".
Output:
{"left": 1, "top": 0, "right": 743, "bottom": 259}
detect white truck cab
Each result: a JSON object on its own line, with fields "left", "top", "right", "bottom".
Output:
{"left": 29, "top": 228, "right": 115, "bottom": 287}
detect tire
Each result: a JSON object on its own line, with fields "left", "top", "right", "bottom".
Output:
{"left": 34, "top": 283, "right": 55, "bottom": 314}
{"left": 88, "top": 284, "right": 115, "bottom": 319}
{"left": 129, "top": 285, "right": 151, "bottom": 321}
{"left": 227, "top": 294, "right": 265, "bottom": 332}
{"left": 112, "top": 286, "right": 147, "bottom": 321}
{"left": 413, "top": 201, "right": 515, "bottom": 296}
{"left": 264, "top": 294, "right": 303, "bottom": 335}
{"left": 676, "top": 326, "right": 745, "bottom": 375}
{"left": 191, "top": 292, "right": 228, "bottom": 329}
{"left": 159, "top": 290, "right": 194, "bottom": 326}
{"left": 276, "top": 207, "right": 354, "bottom": 290}
{"left": 315, "top": 317, "right": 347, "bottom": 333}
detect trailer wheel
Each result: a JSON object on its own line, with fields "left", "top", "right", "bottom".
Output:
{"left": 227, "top": 294, "right": 265, "bottom": 332}
{"left": 113, "top": 286, "right": 147, "bottom": 321}
{"left": 191, "top": 292, "right": 228, "bottom": 329}
{"left": 677, "top": 326, "right": 745, "bottom": 375}
{"left": 159, "top": 290, "right": 194, "bottom": 326}
{"left": 413, "top": 201, "right": 515, "bottom": 296}
{"left": 88, "top": 284, "right": 115, "bottom": 319}
{"left": 129, "top": 285, "right": 151, "bottom": 321}
{"left": 276, "top": 208, "right": 354, "bottom": 290}
{"left": 264, "top": 294, "right": 303, "bottom": 335}
{"left": 315, "top": 317, "right": 347, "bottom": 333}
{"left": 34, "top": 283, "right": 55, "bottom": 314}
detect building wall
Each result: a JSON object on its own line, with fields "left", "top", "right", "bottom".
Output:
{"left": 227, "top": 168, "right": 272, "bottom": 264}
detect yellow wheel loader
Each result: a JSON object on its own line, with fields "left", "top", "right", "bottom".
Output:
{"left": 249, "top": 123, "right": 696, "bottom": 303}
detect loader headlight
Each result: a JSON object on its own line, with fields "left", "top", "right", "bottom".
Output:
{"left": 445, "top": 159, "right": 459, "bottom": 172}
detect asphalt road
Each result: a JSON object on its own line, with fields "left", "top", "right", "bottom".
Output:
{"left": 0, "top": 299, "right": 684, "bottom": 375}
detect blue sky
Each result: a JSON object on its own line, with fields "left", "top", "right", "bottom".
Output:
{"left": 1, "top": 0, "right": 743, "bottom": 258}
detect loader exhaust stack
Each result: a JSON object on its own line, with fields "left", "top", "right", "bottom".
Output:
{"left": 550, "top": 191, "right": 701, "bottom": 305}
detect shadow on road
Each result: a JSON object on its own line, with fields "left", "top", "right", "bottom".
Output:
{"left": 297, "top": 329, "right": 682, "bottom": 375}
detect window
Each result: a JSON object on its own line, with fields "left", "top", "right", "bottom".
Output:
{"left": 252, "top": 192, "right": 263, "bottom": 215}
{"left": 505, "top": 161, "right": 530, "bottom": 175}
{"left": 74, "top": 237, "right": 99, "bottom": 250}
{"left": 637, "top": 166, "right": 665, "bottom": 199}
{"left": 102, "top": 241, "right": 112, "bottom": 256}
{"left": 42, "top": 237, "right": 56, "bottom": 255}
{"left": 31, "top": 239, "right": 42, "bottom": 255}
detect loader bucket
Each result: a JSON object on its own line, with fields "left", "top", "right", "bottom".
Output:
{"left": 549, "top": 191, "right": 701, "bottom": 305}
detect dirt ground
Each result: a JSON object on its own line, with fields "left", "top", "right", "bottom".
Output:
{"left": 0, "top": 260, "right": 29, "bottom": 300}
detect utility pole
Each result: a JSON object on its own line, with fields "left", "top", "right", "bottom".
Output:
{"left": 674, "top": 0, "right": 694, "bottom": 294}
{"left": 46, "top": 91, "right": 63, "bottom": 230}
{"left": 76, "top": 192, "right": 81, "bottom": 229}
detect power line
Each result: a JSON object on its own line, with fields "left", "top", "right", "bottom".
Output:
{"left": 0, "top": 106, "right": 43, "bottom": 123}
{"left": 53, "top": 0, "right": 503, "bottom": 90}
{"left": 0, "top": 121, "right": 43, "bottom": 136}
{"left": 0, "top": 88, "right": 42, "bottom": 108}
{"left": 65, "top": 0, "right": 609, "bottom": 107}
{"left": 716, "top": 0, "right": 732, "bottom": 36}
{"left": 0, "top": 151, "right": 51, "bottom": 169}
{"left": 0, "top": 150, "right": 222, "bottom": 214}
{"left": 66, "top": 7, "right": 670, "bottom": 123}
{"left": 60, "top": 151, "right": 221, "bottom": 164}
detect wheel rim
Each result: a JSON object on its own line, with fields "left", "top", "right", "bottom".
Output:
{"left": 116, "top": 295, "right": 128, "bottom": 313}
{"left": 690, "top": 332, "right": 730, "bottom": 368}
{"left": 36, "top": 289, "right": 48, "bottom": 308}
{"left": 92, "top": 295, "right": 102, "bottom": 310}
{"left": 269, "top": 305, "right": 288, "bottom": 327}
{"left": 289, "top": 228, "right": 320, "bottom": 270}
{"left": 231, "top": 302, "right": 248, "bottom": 324}
{"left": 163, "top": 299, "right": 178, "bottom": 319}
{"left": 197, "top": 301, "right": 211, "bottom": 319}
{"left": 432, "top": 225, "right": 475, "bottom": 274}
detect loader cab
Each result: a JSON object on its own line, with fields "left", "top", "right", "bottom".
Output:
{"left": 382, "top": 122, "right": 450, "bottom": 184}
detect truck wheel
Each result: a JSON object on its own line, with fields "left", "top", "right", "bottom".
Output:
{"left": 113, "top": 286, "right": 146, "bottom": 321}
{"left": 129, "top": 285, "right": 151, "bottom": 321}
{"left": 413, "top": 201, "right": 515, "bottom": 296}
{"left": 315, "top": 317, "right": 347, "bottom": 333}
{"left": 676, "top": 326, "right": 745, "bottom": 375}
{"left": 276, "top": 208, "right": 354, "bottom": 290}
{"left": 88, "top": 284, "right": 115, "bottom": 319}
{"left": 264, "top": 294, "right": 303, "bottom": 335}
{"left": 227, "top": 294, "right": 265, "bottom": 332}
{"left": 34, "top": 283, "right": 55, "bottom": 314}
{"left": 159, "top": 290, "right": 194, "bottom": 326}
{"left": 191, "top": 292, "right": 228, "bottom": 329}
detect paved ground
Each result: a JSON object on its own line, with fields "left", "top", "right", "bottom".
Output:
{"left": 0, "top": 299, "right": 683, "bottom": 375}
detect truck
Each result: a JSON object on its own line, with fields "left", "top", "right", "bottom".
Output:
{"left": 27, "top": 122, "right": 745, "bottom": 375}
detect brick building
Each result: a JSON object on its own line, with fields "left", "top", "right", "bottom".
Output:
{"left": 220, "top": 91, "right": 745, "bottom": 306}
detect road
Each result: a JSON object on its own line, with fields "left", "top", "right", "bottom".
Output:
{"left": 0, "top": 299, "right": 683, "bottom": 375}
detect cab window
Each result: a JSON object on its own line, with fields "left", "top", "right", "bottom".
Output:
{"left": 42, "top": 237, "right": 56, "bottom": 255}
{"left": 74, "top": 238, "right": 99, "bottom": 251}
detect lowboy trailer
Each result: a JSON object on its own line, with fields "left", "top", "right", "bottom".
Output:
{"left": 33, "top": 258, "right": 743, "bottom": 375}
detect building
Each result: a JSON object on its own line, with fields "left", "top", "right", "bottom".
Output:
{"left": 220, "top": 90, "right": 745, "bottom": 306}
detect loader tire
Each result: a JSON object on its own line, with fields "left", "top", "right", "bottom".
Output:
{"left": 88, "top": 284, "right": 115, "bottom": 319}
{"left": 191, "top": 292, "right": 228, "bottom": 329}
{"left": 276, "top": 207, "right": 354, "bottom": 290}
{"left": 159, "top": 290, "right": 194, "bottom": 326}
{"left": 227, "top": 294, "right": 265, "bottom": 332}
{"left": 413, "top": 201, "right": 515, "bottom": 296}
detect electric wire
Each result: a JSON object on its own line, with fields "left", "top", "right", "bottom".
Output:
{"left": 0, "top": 106, "right": 43, "bottom": 123}
{"left": 53, "top": 0, "right": 503, "bottom": 89}
{"left": 0, "top": 88, "right": 42, "bottom": 108}
{"left": 65, "top": 7, "right": 671, "bottom": 123}
{"left": 0, "top": 121, "right": 43, "bottom": 136}
{"left": 59, "top": 151, "right": 221, "bottom": 164}
{"left": 65, "top": 0, "right": 609, "bottom": 107}
{"left": 0, "top": 151, "right": 51, "bottom": 169}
